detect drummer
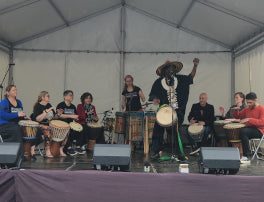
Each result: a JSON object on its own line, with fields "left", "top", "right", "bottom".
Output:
{"left": 56, "top": 90, "right": 84, "bottom": 156}
{"left": 77, "top": 92, "right": 105, "bottom": 149}
{"left": 31, "top": 91, "right": 65, "bottom": 157}
{"left": 0, "top": 85, "right": 27, "bottom": 143}
{"left": 187, "top": 93, "right": 215, "bottom": 155}
{"left": 122, "top": 75, "right": 146, "bottom": 112}
{"left": 233, "top": 92, "right": 264, "bottom": 163}
{"left": 219, "top": 92, "right": 246, "bottom": 120}
{"left": 149, "top": 58, "right": 199, "bottom": 160}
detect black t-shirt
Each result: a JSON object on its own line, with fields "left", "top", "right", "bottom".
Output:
{"left": 122, "top": 86, "right": 142, "bottom": 111}
{"left": 56, "top": 101, "right": 77, "bottom": 123}
{"left": 31, "top": 103, "right": 55, "bottom": 125}
{"left": 149, "top": 74, "right": 193, "bottom": 124}
{"left": 8, "top": 99, "right": 23, "bottom": 123}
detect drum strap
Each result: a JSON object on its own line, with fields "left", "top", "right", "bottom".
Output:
{"left": 176, "top": 122, "right": 185, "bottom": 158}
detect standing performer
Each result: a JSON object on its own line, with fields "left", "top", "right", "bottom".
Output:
{"left": 149, "top": 58, "right": 199, "bottom": 160}
{"left": 0, "top": 85, "right": 26, "bottom": 142}
{"left": 122, "top": 75, "right": 146, "bottom": 112}
{"left": 56, "top": 90, "right": 84, "bottom": 155}
{"left": 31, "top": 91, "right": 65, "bottom": 157}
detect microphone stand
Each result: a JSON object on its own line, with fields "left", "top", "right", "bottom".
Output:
{"left": 0, "top": 64, "right": 15, "bottom": 100}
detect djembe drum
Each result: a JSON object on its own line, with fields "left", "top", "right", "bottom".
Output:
{"left": 156, "top": 105, "right": 177, "bottom": 128}
{"left": 188, "top": 123, "right": 204, "bottom": 142}
{"left": 223, "top": 123, "right": 245, "bottom": 158}
{"left": 214, "top": 120, "right": 231, "bottom": 147}
{"left": 87, "top": 122, "right": 104, "bottom": 151}
{"left": 49, "top": 120, "right": 70, "bottom": 157}
{"left": 18, "top": 120, "right": 40, "bottom": 160}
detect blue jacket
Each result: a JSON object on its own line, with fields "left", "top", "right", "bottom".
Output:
{"left": 0, "top": 98, "right": 23, "bottom": 125}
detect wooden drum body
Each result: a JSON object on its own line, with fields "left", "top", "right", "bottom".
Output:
{"left": 156, "top": 105, "right": 177, "bottom": 128}
{"left": 126, "top": 112, "right": 144, "bottom": 141}
{"left": 214, "top": 120, "right": 231, "bottom": 147}
{"left": 188, "top": 123, "right": 204, "bottom": 142}
{"left": 223, "top": 123, "right": 245, "bottom": 158}
{"left": 87, "top": 122, "right": 103, "bottom": 151}
{"left": 115, "top": 112, "right": 126, "bottom": 134}
{"left": 49, "top": 120, "right": 70, "bottom": 157}
{"left": 19, "top": 120, "right": 40, "bottom": 160}
{"left": 144, "top": 112, "right": 156, "bottom": 139}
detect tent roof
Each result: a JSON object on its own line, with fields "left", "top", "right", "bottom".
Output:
{"left": 0, "top": 0, "right": 263, "bottom": 54}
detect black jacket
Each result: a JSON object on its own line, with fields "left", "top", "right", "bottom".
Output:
{"left": 188, "top": 103, "right": 215, "bottom": 127}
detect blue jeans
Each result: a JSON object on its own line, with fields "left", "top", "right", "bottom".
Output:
{"left": 185, "top": 125, "right": 212, "bottom": 147}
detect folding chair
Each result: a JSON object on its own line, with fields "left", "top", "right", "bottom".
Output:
{"left": 251, "top": 135, "right": 264, "bottom": 160}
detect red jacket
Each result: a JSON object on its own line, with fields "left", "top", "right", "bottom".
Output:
{"left": 233, "top": 105, "right": 264, "bottom": 134}
{"left": 76, "top": 104, "right": 97, "bottom": 124}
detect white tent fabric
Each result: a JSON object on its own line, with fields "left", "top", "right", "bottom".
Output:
{"left": 235, "top": 44, "right": 264, "bottom": 105}
{"left": 0, "top": 50, "right": 10, "bottom": 97}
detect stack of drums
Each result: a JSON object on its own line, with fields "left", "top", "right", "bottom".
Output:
{"left": 223, "top": 123, "right": 245, "bottom": 158}
{"left": 214, "top": 120, "right": 231, "bottom": 147}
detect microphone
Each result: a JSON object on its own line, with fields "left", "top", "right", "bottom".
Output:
{"left": 168, "top": 74, "right": 174, "bottom": 86}
{"left": 9, "top": 63, "right": 15, "bottom": 66}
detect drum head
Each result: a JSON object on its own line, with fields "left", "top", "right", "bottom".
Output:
{"left": 223, "top": 123, "right": 245, "bottom": 129}
{"left": 70, "top": 122, "right": 83, "bottom": 132}
{"left": 50, "top": 120, "right": 70, "bottom": 129}
{"left": 19, "top": 120, "right": 40, "bottom": 127}
{"left": 156, "top": 106, "right": 177, "bottom": 127}
{"left": 188, "top": 124, "right": 204, "bottom": 135}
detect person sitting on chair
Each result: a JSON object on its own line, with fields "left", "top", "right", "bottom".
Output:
{"left": 232, "top": 92, "right": 264, "bottom": 163}
{"left": 186, "top": 93, "right": 215, "bottom": 155}
{"left": 219, "top": 92, "right": 246, "bottom": 120}
{"left": 56, "top": 90, "right": 84, "bottom": 156}
{"left": 0, "top": 85, "right": 27, "bottom": 143}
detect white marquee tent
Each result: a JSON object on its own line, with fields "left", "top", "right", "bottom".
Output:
{"left": 0, "top": 0, "right": 264, "bottom": 123}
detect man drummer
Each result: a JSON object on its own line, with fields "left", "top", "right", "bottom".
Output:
{"left": 186, "top": 93, "right": 215, "bottom": 155}
{"left": 56, "top": 90, "right": 85, "bottom": 155}
{"left": 232, "top": 92, "right": 264, "bottom": 163}
{"left": 149, "top": 58, "right": 199, "bottom": 160}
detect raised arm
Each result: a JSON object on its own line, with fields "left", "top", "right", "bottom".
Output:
{"left": 190, "top": 58, "right": 199, "bottom": 78}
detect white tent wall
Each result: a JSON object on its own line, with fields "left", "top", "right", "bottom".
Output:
{"left": 13, "top": 51, "right": 120, "bottom": 118}
{"left": 125, "top": 53, "right": 231, "bottom": 124}
{"left": 0, "top": 49, "right": 10, "bottom": 98}
{"left": 12, "top": 6, "right": 232, "bottom": 122}
{"left": 235, "top": 44, "right": 264, "bottom": 105}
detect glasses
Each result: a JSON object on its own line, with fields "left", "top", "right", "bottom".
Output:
{"left": 46, "top": 95, "right": 50, "bottom": 98}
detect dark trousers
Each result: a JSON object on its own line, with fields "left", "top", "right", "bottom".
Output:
{"left": 81, "top": 124, "right": 105, "bottom": 146}
{"left": 185, "top": 126, "right": 212, "bottom": 147}
{"left": 30, "top": 128, "right": 43, "bottom": 146}
{"left": 240, "top": 127, "right": 263, "bottom": 157}
{"left": 65, "top": 129, "right": 83, "bottom": 149}
{"left": 0, "top": 123, "right": 22, "bottom": 143}
{"left": 152, "top": 122, "right": 182, "bottom": 156}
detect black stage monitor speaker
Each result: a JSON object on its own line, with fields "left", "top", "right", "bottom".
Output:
{"left": 0, "top": 142, "right": 23, "bottom": 169}
{"left": 199, "top": 147, "right": 240, "bottom": 174}
{"left": 93, "top": 144, "right": 131, "bottom": 171}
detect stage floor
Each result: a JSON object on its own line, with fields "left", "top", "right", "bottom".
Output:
{"left": 21, "top": 143, "right": 264, "bottom": 176}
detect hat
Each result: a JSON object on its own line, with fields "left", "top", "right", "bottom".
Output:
{"left": 156, "top": 61, "right": 183, "bottom": 76}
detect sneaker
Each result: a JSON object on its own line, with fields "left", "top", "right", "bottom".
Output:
{"left": 81, "top": 144, "right": 87, "bottom": 151}
{"left": 240, "top": 156, "right": 250, "bottom": 164}
{"left": 67, "top": 148, "right": 77, "bottom": 156}
{"left": 75, "top": 148, "right": 86, "bottom": 155}
{"left": 189, "top": 148, "right": 200, "bottom": 156}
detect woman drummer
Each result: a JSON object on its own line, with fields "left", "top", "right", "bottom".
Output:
{"left": 122, "top": 75, "right": 146, "bottom": 112}
{"left": 31, "top": 91, "right": 65, "bottom": 157}
{"left": 77, "top": 92, "right": 105, "bottom": 149}
{"left": 219, "top": 92, "right": 246, "bottom": 120}
{"left": 0, "top": 85, "right": 27, "bottom": 142}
